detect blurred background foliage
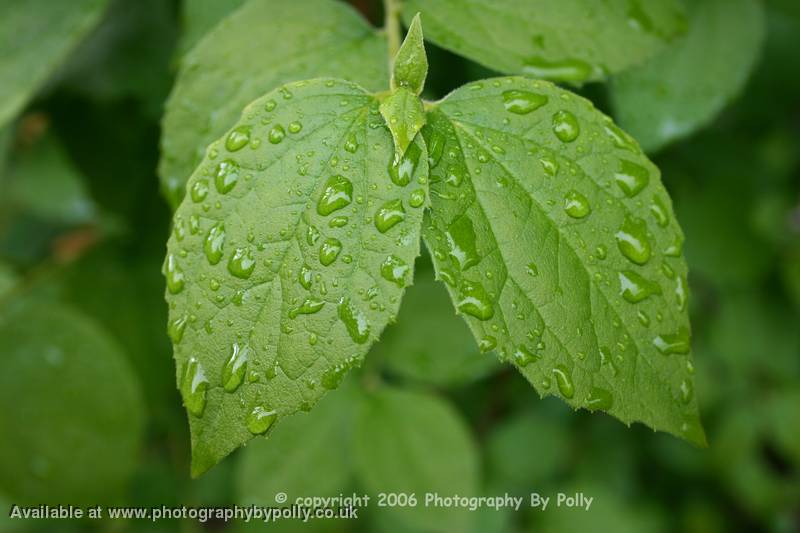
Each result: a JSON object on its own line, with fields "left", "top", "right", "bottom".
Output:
{"left": 0, "top": 0, "right": 798, "bottom": 532}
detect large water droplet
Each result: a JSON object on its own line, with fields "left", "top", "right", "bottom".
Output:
{"left": 268, "top": 125, "right": 286, "bottom": 144}
{"left": 615, "top": 216, "right": 651, "bottom": 265}
{"left": 502, "top": 89, "right": 548, "bottom": 114}
{"left": 225, "top": 125, "right": 251, "bottom": 152}
{"left": 215, "top": 159, "right": 240, "bottom": 194}
{"left": 479, "top": 336, "right": 497, "bottom": 352}
{"left": 316, "top": 175, "right": 353, "bottom": 216}
{"left": 675, "top": 274, "right": 688, "bottom": 311}
{"left": 564, "top": 189, "right": 591, "bottom": 218}
{"left": 165, "top": 254, "right": 185, "bottom": 294}
{"left": 190, "top": 179, "right": 209, "bottom": 202}
{"left": 552, "top": 365, "right": 575, "bottom": 398}
{"left": 586, "top": 387, "right": 613, "bottom": 411}
{"left": 445, "top": 163, "right": 465, "bottom": 187}
{"left": 457, "top": 281, "right": 494, "bottom": 320}
{"left": 222, "top": 342, "right": 250, "bottom": 392}
{"left": 539, "top": 155, "right": 559, "bottom": 176}
{"left": 306, "top": 225, "right": 320, "bottom": 245}
{"left": 552, "top": 110, "right": 580, "bottom": 143}
{"left": 604, "top": 122, "right": 640, "bottom": 153}
{"left": 653, "top": 329, "right": 691, "bottom": 355}
{"left": 247, "top": 405, "right": 277, "bottom": 435}
{"left": 650, "top": 196, "right": 670, "bottom": 227}
{"left": 289, "top": 298, "right": 325, "bottom": 318}
{"left": 344, "top": 134, "right": 358, "bottom": 153}
{"left": 513, "top": 345, "right": 539, "bottom": 367}
{"left": 319, "top": 238, "right": 342, "bottom": 266}
{"left": 446, "top": 216, "right": 480, "bottom": 270}
{"left": 204, "top": 223, "right": 225, "bottom": 265}
{"left": 614, "top": 160, "right": 650, "bottom": 197}
{"left": 522, "top": 56, "right": 596, "bottom": 82}
{"left": 679, "top": 378, "right": 694, "bottom": 404}
{"left": 168, "top": 314, "right": 188, "bottom": 343}
{"left": 374, "top": 199, "right": 406, "bottom": 233}
{"left": 380, "top": 255, "right": 409, "bottom": 287}
{"left": 180, "top": 357, "right": 208, "bottom": 416}
{"left": 228, "top": 247, "right": 256, "bottom": 279}
{"left": 337, "top": 297, "right": 370, "bottom": 343}
{"left": 298, "top": 264, "right": 313, "bottom": 290}
{"left": 427, "top": 129, "right": 445, "bottom": 168}
{"left": 389, "top": 142, "right": 421, "bottom": 186}
{"left": 618, "top": 270, "right": 661, "bottom": 303}
{"left": 409, "top": 188, "right": 426, "bottom": 208}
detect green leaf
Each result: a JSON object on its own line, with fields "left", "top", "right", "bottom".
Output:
{"left": 536, "top": 481, "right": 666, "bottom": 533}
{"left": 0, "top": 262, "right": 18, "bottom": 299}
{"left": 401, "top": 0, "right": 686, "bottom": 83}
{"left": 392, "top": 13, "right": 427, "bottom": 95}
{"left": 237, "top": 381, "right": 355, "bottom": 505}
{"left": 372, "top": 264, "right": 499, "bottom": 387}
{"left": 57, "top": 0, "right": 179, "bottom": 117}
{"left": 159, "top": 0, "right": 389, "bottom": 208}
{"left": 164, "top": 78, "right": 429, "bottom": 476}
{"left": 0, "top": 300, "right": 144, "bottom": 504}
{"left": 610, "top": 0, "right": 765, "bottom": 152}
{"left": 0, "top": 0, "right": 109, "bottom": 126}
{"left": 379, "top": 87, "right": 426, "bottom": 161}
{"left": 486, "top": 410, "right": 569, "bottom": 491}
{"left": 4, "top": 134, "right": 97, "bottom": 224}
{"left": 179, "top": 0, "right": 246, "bottom": 56}
{"left": 353, "top": 387, "right": 479, "bottom": 532}
{"left": 422, "top": 77, "right": 704, "bottom": 445}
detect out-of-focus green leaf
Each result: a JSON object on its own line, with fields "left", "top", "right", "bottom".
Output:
{"left": 533, "top": 482, "right": 665, "bottom": 533}
{"left": 50, "top": 245, "right": 175, "bottom": 425}
{"left": 707, "top": 292, "right": 799, "bottom": 381}
{"left": 402, "top": 0, "right": 686, "bottom": 83}
{"left": 0, "top": 125, "right": 11, "bottom": 180}
{"left": 424, "top": 77, "right": 704, "bottom": 445}
{"left": 3, "top": 134, "right": 96, "bottom": 224}
{"left": 57, "top": 0, "right": 179, "bottom": 117}
{"left": 610, "top": 0, "right": 765, "bottom": 152}
{"left": 486, "top": 409, "right": 569, "bottom": 491}
{"left": 766, "top": 389, "right": 800, "bottom": 465}
{"left": 165, "top": 79, "right": 428, "bottom": 476}
{"left": 781, "top": 245, "right": 800, "bottom": 310}
{"left": 0, "top": 0, "right": 110, "bottom": 126}
{"left": 665, "top": 135, "right": 774, "bottom": 287}
{"left": 353, "top": 387, "right": 479, "bottom": 532}
{"left": 237, "top": 382, "right": 355, "bottom": 512}
{"left": 373, "top": 266, "right": 499, "bottom": 387}
{"left": 179, "top": 0, "right": 246, "bottom": 56}
{"left": 0, "top": 301, "right": 144, "bottom": 504}
{"left": 768, "top": 0, "right": 800, "bottom": 19}
{"left": 714, "top": 406, "right": 800, "bottom": 517}
{"left": 159, "top": 0, "right": 389, "bottom": 207}
{"left": 0, "top": 262, "right": 17, "bottom": 299}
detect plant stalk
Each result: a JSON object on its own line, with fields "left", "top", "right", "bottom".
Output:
{"left": 384, "top": 0, "right": 402, "bottom": 64}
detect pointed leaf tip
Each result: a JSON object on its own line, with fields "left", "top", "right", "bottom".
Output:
{"left": 392, "top": 13, "right": 427, "bottom": 95}
{"left": 379, "top": 88, "right": 426, "bottom": 161}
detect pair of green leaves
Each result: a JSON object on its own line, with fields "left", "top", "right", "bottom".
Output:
{"left": 164, "top": 14, "right": 703, "bottom": 475}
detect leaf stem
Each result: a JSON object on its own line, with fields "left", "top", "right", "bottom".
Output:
{"left": 384, "top": 0, "right": 402, "bottom": 64}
